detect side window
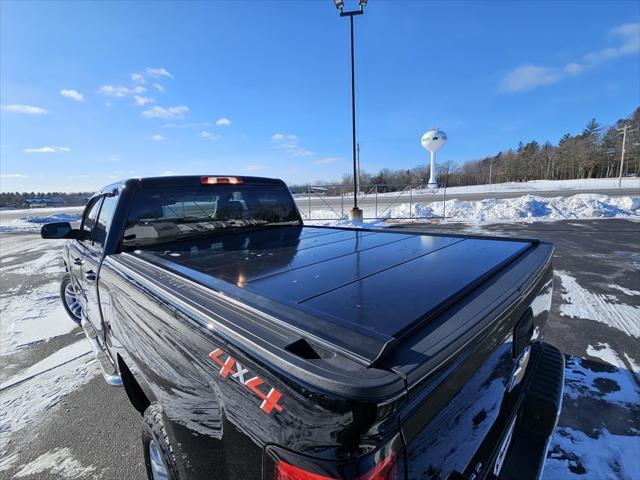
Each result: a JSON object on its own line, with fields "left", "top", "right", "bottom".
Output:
{"left": 93, "top": 195, "right": 118, "bottom": 248}
{"left": 80, "top": 198, "right": 103, "bottom": 241}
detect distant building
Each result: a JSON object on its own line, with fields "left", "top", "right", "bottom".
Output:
{"left": 26, "top": 197, "right": 65, "bottom": 208}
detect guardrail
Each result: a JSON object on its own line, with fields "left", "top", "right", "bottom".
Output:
{"left": 291, "top": 184, "right": 449, "bottom": 220}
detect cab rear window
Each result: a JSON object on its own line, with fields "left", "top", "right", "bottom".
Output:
{"left": 122, "top": 184, "right": 300, "bottom": 247}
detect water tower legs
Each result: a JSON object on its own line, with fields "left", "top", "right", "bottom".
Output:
{"left": 428, "top": 151, "right": 438, "bottom": 188}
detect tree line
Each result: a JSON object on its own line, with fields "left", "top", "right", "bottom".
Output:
{"left": 0, "top": 192, "right": 93, "bottom": 208}
{"left": 333, "top": 106, "right": 640, "bottom": 191}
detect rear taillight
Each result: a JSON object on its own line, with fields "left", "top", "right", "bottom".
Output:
{"left": 276, "top": 460, "right": 335, "bottom": 480}
{"left": 358, "top": 453, "right": 397, "bottom": 480}
{"left": 272, "top": 446, "right": 399, "bottom": 480}
{"left": 200, "top": 176, "right": 243, "bottom": 185}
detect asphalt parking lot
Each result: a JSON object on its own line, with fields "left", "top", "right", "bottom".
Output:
{"left": 1, "top": 218, "right": 638, "bottom": 480}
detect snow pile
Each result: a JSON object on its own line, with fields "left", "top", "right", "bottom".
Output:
{"left": 414, "top": 176, "right": 640, "bottom": 196}
{"left": 0, "top": 212, "right": 81, "bottom": 234}
{"left": 306, "top": 194, "right": 639, "bottom": 224}
{"left": 382, "top": 194, "right": 639, "bottom": 223}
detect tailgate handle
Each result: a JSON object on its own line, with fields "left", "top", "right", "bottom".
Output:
{"left": 513, "top": 308, "right": 534, "bottom": 358}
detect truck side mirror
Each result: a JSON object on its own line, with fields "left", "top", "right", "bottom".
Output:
{"left": 41, "top": 222, "right": 84, "bottom": 240}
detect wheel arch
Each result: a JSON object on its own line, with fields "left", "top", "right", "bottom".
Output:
{"left": 118, "top": 354, "right": 152, "bottom": 415}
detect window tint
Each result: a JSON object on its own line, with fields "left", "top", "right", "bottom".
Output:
{"left": 81, "top": 198, "right": 103, "bottom": 240}
{"left": 94, "top": 195, "right": 118, "bottom": 247}
{"left": 123, "top": 184, "right": 300, "bottom": 248}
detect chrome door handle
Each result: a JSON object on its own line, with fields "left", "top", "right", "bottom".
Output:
{"left": 85, "top": 271, "right": 96, "bottom": 282}
{"left": 73, "top": 257, "right": 83, "bottom": 266}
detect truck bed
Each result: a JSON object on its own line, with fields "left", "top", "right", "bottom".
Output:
{"left": 121, "top": 226, "right": 543, "bottom": 369}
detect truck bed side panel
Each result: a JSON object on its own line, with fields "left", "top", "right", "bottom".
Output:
{"left": 99, "top": 256, "right": 403, "bottom": 479}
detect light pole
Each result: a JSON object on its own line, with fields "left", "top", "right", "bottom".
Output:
{"left": 617, "top": 124, "right": 634, "bottom": 187}
{"left": 334, "top": 0, "right": 367, "bottom": 220}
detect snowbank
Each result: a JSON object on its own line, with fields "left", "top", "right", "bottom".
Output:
{"left": 308, "top": 194, "right": 640, "bottom": 224}
{"left": 414, "top": 176, "right": 640, "bottom": 196}
{"left": 0, "top": 212, "right": 81, "bottom": 234}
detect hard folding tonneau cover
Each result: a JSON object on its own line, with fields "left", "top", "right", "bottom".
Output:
{"left": 130, "top": 226, "right": 536, "bottom": 365}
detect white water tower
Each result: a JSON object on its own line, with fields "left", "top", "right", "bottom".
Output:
{"left": 420, "top": 127, "right": 447, "bottom": 188}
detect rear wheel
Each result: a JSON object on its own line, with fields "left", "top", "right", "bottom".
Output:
{"left": 142, "top": 403, "right": 180, "bottom": 480}
{"left": 60, "top": 273, "right": 82, "bottom": 324}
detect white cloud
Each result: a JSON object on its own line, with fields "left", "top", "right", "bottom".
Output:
{"left": 1, "top": 104, "right": 48, "bottom": 115}
{"left": 59, "top": 89, "right": 84, "bottom": 102}
{"left": 200, "top": 131, "right": 221, "bottom": 141}
{"left": 130, "top": 73, "right": 146, "bottom": 84}
{"left": 153, "top": 83, "right": 165, "bottom": 92}
{"left": 271, "top": 132, "right": 314, "bottom": 156}
{"left": 146, "top": 67, "right": 173, "bottom": 79}
{"left": 151, "top": 134, "right": 165, "bottom": 141}
{"left": 24, "top": 146, "right": 71, "bottom": 153}
{"left": 141, "top": 105, "right": 189, "bottom": 119}
{"left": 0, "top": 173, "right": 28, "bottom": 178}
{"left": 501, "top": 22, "right": 640, "bottom": 93}
{"left": 244, "top": 164, "right": 266, "bottom": 172}
{"left": 163, "top": 121, "right": 210, "bottom": 128}
{"left": 99, "top": 84, "right": 146, "bottom": 97}
{"left": 133, "top": 95, "right": 155, "bottom": 106}
{"left": 313, "top": 156, "right": 340, "bottom": 165}
{"left": 612, "top": 22, "right": 640, "bottom": 50}
{"left": 161, "top": 170, "right": 175, "bottom": 176}
{"left": 216, "top": 117, "right": 231, "bottom": 126}
{"left": 500, "top": 65, "right": 563, "bottom": 93}
{"left": 563, "top": 63, "right": 584, "bottom": 75}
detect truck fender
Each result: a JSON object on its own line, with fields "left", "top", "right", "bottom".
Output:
{"left": 117, "top": 353, "right": 156, "bottom": 415}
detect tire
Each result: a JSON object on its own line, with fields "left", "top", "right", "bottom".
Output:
{"left": 60, "top": 272, "right": 82, "bottom": 325}
{"left": 142, "top": 403, "right": 181, "bottom": 480}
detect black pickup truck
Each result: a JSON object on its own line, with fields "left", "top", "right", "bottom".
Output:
{"left": 42, "top": 175, "right": 563, "bottom": 480}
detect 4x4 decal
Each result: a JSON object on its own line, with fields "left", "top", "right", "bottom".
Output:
{"left": 209, "top": 348, "right": 284, "bottom": 415}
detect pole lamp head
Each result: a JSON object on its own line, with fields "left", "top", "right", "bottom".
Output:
{"left": 333, "top": 0, "right": 344, "bottom": 10}
{"left": 359, "top": 0, "right": 368, "bottom": 6}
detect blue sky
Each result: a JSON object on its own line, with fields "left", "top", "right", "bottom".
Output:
{"left": 1, "top": 0, "right": 639, "bottom": 192}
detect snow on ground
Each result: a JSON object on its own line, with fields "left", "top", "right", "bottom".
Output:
{"left": 608, "top": 284, "right": 640, "bottom": 296}
{"left": 545, "top": 427, "right": 640, "bottom": 480}
{"left": 13, "top": 448, "right": 98, "bottom": 479}
{"left": 0, "top": 281, "right": 76, "bottom": 356}
{"left": 556, "top": 271, "right": 640, "bottom": 338}
{"left": 0, "top": 233, "right": 78, "bottom": 357}
{"left": 0, "top": 348, "right": 98, "bottom": 457}
{"left": 0, "top": 340, "right": 92, "bottom": 390}
{"left": 564, "top": 347, "right": 639, "bottom": 405}
{"left": 414, "top": 176, "right": 640, "bottom": 196}
{"left": 0, "top": 231, "right": 98, "bottom": 466}
{"left": 295, "top": 177, "right": 640, "bottom": 201}
{"left": 308, "top": 194, "right": 640, "bottom": 223}
{"left": 0, "top": 211, "right": 81, "bottom": 234}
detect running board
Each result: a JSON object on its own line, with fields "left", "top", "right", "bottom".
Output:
{"left": 81, "top": 318, "right": 123, "bottom": 387}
